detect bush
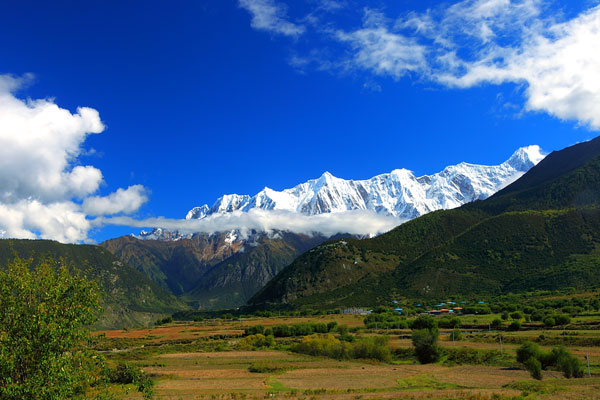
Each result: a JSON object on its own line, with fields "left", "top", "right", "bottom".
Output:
{"left": 248, "top": 362, "right": 286, "bottom": 373}
{"left": 155, "top": 316, "right": 173, "bottom": 325}
{"left": 507, "top": 321, "right": 521, "bottom": 331}
{"left": 517, "top": 342, "right": 543, "bottom": 365}
{"left": 327, "top": 321, "right": 338, "bottom": 332}
{"left": 412, "top": 328, "right": 441, "bottom": 364}
{"left": 109, "top": 363, "right": 155, "bottom": 399}
{"left": 238, "top": 334, "right": 275, "bottom": 350}
{"left": 335, "top": 324, "right": 347, "bottom": 334}
{"left": 524, "top": 357, "right": 543, "bottom": 380}
{"left": 555, "top": 314, "right": 571, "bottom": 326}
{"left": 543, "top": 317, "right": 556, "bottom": 327}
{"left": 0, "top": 257, "right": 102, "bottom": 399}
{"left": 445, "top": 348, "right": 511, "bottom": 366}
{"left": 510, "top": 311, "right": 524, "bottom": 320}
{"left": 531, "top": 311, "right": 544, "bottom": 321}
{"left": 448, "top": 329, "right": 462, "bottom": 341}
{"left": 438, "top": 316, "right": 461, "bottom": 329}
{"left": 491, "top": 318, "right": 503, "bottom": 329}
{"left": 272, "top": 325, "right": 291, "bottom": 337}
{"left": 244, "top": 325, "right": 265, "bottom": 336}
{"left": 293, "top": 334, "right": 391, "bottom": 362}
{"left": 516, "top": 342, "right": 583, "bottom": 379}
{"left": 411, "top": 315, "right": 437, "bottom": 330}
{"left": 556, "top": 352, "right": 584, "bottom": 378}
{"left": 364, "top": 312, "right": 408, "bottom": 329}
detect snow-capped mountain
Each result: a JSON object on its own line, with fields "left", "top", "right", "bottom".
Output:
{"left": 186, "top": 146, "right": 545, "bottom": 221}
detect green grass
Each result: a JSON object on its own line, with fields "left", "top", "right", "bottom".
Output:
{"left": 397, "top": 375, "right": 462, "bottom": 391}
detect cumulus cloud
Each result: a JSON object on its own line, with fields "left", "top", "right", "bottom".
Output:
{"left": 83, "top": 185, "right": 149, "bottom": 216}
{"left": 250, "top": 0, "right": 600, "bottom": 129}
{"left": 341, "top": 1, "right": 600, "bottom": 129}
{"left": 96, "top": 209, "right": 404, "bottom": 238}
{"left": 239, "top": 0, "right": 305, "bottom": 37}
{"left": 0, "top": 75, "right": 148, "bottom": 242}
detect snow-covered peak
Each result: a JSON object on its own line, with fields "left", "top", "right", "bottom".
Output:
{"left": 505, "top": 145, "right": 545, "bottom": 171}
{"left": 186, "top": 204, "right": 210, "bottom": 220}
{"left": 184, "top": 145, "right": 545, "bottom": 221}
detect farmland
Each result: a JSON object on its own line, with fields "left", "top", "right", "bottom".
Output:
{"left": 93, "top": 306, "right": 600, "bottom": 400}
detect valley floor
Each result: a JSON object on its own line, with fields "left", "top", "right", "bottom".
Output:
{"left": 94, "top": 314, "right": 600, "bottom": 400}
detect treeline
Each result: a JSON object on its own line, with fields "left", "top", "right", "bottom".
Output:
{"left": 364, "top": 313, "right": 461, "bottom": 330}
{"left": 292, "top": 334, "right": 392, "bottom": 362}
{"left": 244, "top": 322, "right": 339, "bottom": 337}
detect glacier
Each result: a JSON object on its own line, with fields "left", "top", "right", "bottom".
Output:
{"left": 186, "top": 146, "right": 544, "bottom": 221}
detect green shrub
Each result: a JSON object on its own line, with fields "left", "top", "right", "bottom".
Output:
{"left": 248, "top": 362, "right": 286, "bottom": 373}
{"left": 439, "top": 316, "right": 461, "bottom": 329}
{"left": 445, "top": 348, "right": 511, "bottom": 366}
{"left": 337, "top": 324, "right": 349, "bottom": 336}
{"left": 238, "top": 334, "right": 275, "bottom": 350}
{"left": 555, "top": 314, "right": 571, "bottom": 325}
{"left": 272, "top": 325, "right": 291, "bottom": 337}
{"left": 516, "top": 342, "right": 583, "bottom": 379}
{"left": 448, "top": 329, "right": 462, "bottom": 341}
{"left": 507, "top": 321, "right": 521, "bottom": 331}
{"left": 293, "top": 334, "right": 391, "bottom": 362}
{"left": 524, "top": 357, "right": 542, "bottom": 380}
{"left": 491, "top": 318, "right": 503, "bottom": 329}
{"left": 510, "top": 311, "right": 524, "bottom": 320}
{"left": 108, "top": 363, "right": 154, "bottom": 399}
{"left": 531, "top": 311, "right": 544, "bottom": 321}
{"left": 0, "top": 257, "right": 102, "bottom": 400}
{"left": 550, "top": 346, "right": 584, "bottom": 378}
{"left": 411, "top": 315, "right": 437, "bottom": 330}
{"left": 244, "top": 325, "right": 265, "bottom": 336}
{"left": 516, "top": 342, "right": 543, "bottom": 365}
{"left": 327, "top": 321, "right": 338, "bottom": 332}
{"left": 412, "top": 328, "right": 441, "bottom": 364}
{"left": 543, "top": 317, "right": 556, "bottom": 327}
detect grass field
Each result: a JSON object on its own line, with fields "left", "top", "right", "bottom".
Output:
{"left": 93, "top": 311, "right": 600, "bottom": 399}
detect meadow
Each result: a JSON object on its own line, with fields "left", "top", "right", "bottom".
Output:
{"left": 92, "top": 305, "right": 600, "bottom": 400}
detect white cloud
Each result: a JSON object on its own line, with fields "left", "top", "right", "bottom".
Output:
{"left": 335, "top": 11, "right": 428, "bottom": 79}
{"left": 431, "top": 2, "right": 600, "bottom": 129}
{"left": 239, "top": 0, "right": 305, "bottom": 37}
{"left": 83, "top": 185, "right": 149, "bottom": 216}
{"left": 0, "top": 75, "right": 148, "bottom": 243}
{"left": 0, "top": 200, "right": 90, "bottom": 243}
{"left": 276, "top": 0, "right": 600, "bottom": 130}
{"left": 96, "top": 209, "right": 404, "bottom": 238}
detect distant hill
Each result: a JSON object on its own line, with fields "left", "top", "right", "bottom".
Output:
{"left": 0, "top": 239, "right": 188, "bottom": 329}
{"left": 249, "top": 137, "right": 600, "bottom": 308}
{"left": 100, "top": 231, "right": 338, "bottom": 309}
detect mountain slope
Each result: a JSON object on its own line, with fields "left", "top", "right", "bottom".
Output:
{"left": 249, "top": 137, "right": 600, "bottom": 308}
{"left": 0, "top": 239, "right": 188, "bottom": 328}
{"left": 101, "top": 231, "right": 337, "bottom": 309}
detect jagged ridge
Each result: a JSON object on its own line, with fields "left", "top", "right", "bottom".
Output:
{"left": 186, "top": 146, "right": 544, "bottom": 221}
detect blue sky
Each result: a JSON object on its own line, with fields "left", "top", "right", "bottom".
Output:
{"left": 1, "top": 0, "right": 599, "bottom": 242}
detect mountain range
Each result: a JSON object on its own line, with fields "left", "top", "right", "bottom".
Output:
{"left": 99, "top": 146, "right": 544, "bottom": 310}
{"left": 249, "top": 136, "right": 600, "bottom": 309}
{"left": 184, "top": 145, "right": 544, "bottom": 222}
{"left": 0, "top": 239, "right": 187, "bottom": 329}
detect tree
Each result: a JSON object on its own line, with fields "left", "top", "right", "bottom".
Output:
{"left": 0, "top": 257, "right": 102, "bottom": 399}
{"left": 510, "top": 311, "right": 523, "bottom": 320}
{"left": 412, "top": 328, "right": 441, "bottom": 364}
{"left": 490, "top": 318, "right": 503, "bottom": 329}
{"left": 411, "top": 316, "right": 441, "bottom": 364}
